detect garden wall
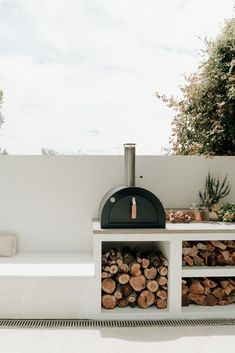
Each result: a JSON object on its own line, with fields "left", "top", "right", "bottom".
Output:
{"left": 0, "top": 156, "right": 234, "bottom": 252}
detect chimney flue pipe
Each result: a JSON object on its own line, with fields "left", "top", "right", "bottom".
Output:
{"left": 124, "top": 143, "right": 136, "bottom": 186}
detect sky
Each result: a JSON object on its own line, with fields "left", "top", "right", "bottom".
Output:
{"left": 0, "top": 0, "right": 234, "bottom": 155}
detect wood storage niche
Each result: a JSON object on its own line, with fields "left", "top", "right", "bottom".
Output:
{"left": 182, "top": 277, "right": 235, "bottom": 307}
{"left": 182, "top": 240, "right": 235, "bottom": 267}
{"left": 101, "top": 241, "right": 169, "bottom": 310}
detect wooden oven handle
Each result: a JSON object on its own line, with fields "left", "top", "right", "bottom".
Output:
{"left": 131, "top": 197, "right": 137, "bottom": 220}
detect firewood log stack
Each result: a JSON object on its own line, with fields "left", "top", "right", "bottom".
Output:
{"left": 182, "top": 277, "right": 235, "bottom": 306}
{"left": 182, "top": 240, "right": 235, "bottom": 266}
{"left": 101, "top": 246, "right": 168, "bottom": 310}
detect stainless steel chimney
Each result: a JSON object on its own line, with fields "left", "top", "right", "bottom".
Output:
{"left": 124, "top": 143, "right": 136, "bottom": 187}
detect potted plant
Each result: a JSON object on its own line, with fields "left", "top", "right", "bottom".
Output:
{"left": 218, "top": 203, "right": 235, "bottom": 222}
{"left": 199, "top": 172, "right": 231, "bottom": 221}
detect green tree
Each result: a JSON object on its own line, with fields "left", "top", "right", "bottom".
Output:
{"left": 156, "top": 18, "right": 235, "bottom": 155}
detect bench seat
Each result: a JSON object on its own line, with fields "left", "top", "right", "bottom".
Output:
{"left": 0, "top": 253, "right": 95, "bottom": 277}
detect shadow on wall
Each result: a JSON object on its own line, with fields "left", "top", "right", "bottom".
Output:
{"left": 99, "top": 325, "right": 235, "bottom": 342}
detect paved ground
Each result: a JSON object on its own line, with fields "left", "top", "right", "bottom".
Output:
{"left": 0, "top": 325, "right": 234, "bottom": 353}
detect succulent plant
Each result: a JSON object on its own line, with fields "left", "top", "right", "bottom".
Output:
{"left": 218, "top": 203, "right": 235, "bottom": 222}
{"left": 199, "top": 172, "right": 231, "bottom": 211}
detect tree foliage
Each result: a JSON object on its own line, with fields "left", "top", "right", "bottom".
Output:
{"left": 156, "top": 18, "right": 235, "bottom": 155}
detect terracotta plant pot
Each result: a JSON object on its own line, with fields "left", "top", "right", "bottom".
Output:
{"left": 200, "top": 208, "right": 209, "bottom": 221}
{"left": 208, "top": 211, "right": 219, "bottom": 221}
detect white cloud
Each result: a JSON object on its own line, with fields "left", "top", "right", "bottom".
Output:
{"left": 0, "top": 0, "right": 234, "bottom": 154}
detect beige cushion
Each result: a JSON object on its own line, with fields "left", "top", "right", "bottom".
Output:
{"left": 0, "top": 235, "right": 17, "bottom": 257}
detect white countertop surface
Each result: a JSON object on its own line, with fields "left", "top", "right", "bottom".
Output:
{"left": 92, "top": 219, "right": 235, "bottom": 234}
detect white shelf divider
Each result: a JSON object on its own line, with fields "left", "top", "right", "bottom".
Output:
{"left": 182, "top": 266, "right": 235, "bottom": 278}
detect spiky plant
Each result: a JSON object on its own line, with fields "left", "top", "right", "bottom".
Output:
{"left": 199, "top": 172, "right": 231, "bottom": 211}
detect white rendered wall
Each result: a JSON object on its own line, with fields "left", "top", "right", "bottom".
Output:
{"left": 0, "top": 156, "right": 234, "bottom": 252}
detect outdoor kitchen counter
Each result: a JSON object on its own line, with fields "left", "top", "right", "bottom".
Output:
{"left": 92, "top": 219, "right": 235, "bottom": 234}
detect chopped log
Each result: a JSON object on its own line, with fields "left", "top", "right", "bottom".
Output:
{"left": 116, "top": 259, "right": 123, "bottom": 267}
{"left": 141, "top": 258, "right": 150, "bottom": 268}
{"left": 109, "top": 265, "right": 118, "bottom": 274}
{"left": 156, "top": 289, "right": 168, "bottom": 300}
{"left": 182, "top": 284, "right": 189, "bottom": 296}
{"left": 102, "top": 278, "right": 116, "bottom": 294}
{"left": 188, "top": 245, "right": 198, "bottom": 257}
{"left": 144, "top": 267, "right": 157, "bottom": 280}
{"left": 197, "top": 243, "right": 208, "bottom": 251}
{"left": 107, "top": 260, "right": 116, "bottom": 266}
{"left": 103, "top": 266, "right": 110, "bottom": 272}
{"left": 202, "top": 278, "right": 218, "bottom": 289}
{"left": 155, "top": 298, "right": 167, "bottom": 309}
{"left": 190, "top": 280, "right": 204, "bottom": 295}
{"left": 220, "top": 250, "right": 231, "bottom": 262}
{"left": 212, "top": 287, "right": 224, "bottom": 299}
{"left": 158, "top": 276, "right": 168, "bottom": 286}
{"left": 151, "top": 255, "right": 161, "bottom": 268}
{"left": 224, "top": 283, "right": 234, "bottom": 295}
{"left": 123, "top": 247, "right": 135, "bottom": 265}
{"left": 117, "top": 297, "right": 129, "bottom": 308}
{"left": 183, "top": 255, "right": 194, "bottom": 266}
{"left": 227, "top": 241, "right": 235, "bottom": 249}
{"left": 146, "top": 280, "right": 159, "bottom": 293}
{"left": 130, "top": 263, "right": 142, "bottom": 277}
{"left": 207, "top": 244, "right": 216, "bottom": 252}
{"left": 216, "top": 254, "right": 226, "bottom": 265}
{"left": 157, "top": 252, "right": 169, "bottom": 267}
{"left": 102, "top": 294, "right": 116, "bottom": 309}
{"left": 102, "top": 255, "right": 108, "bottom": 265}
{"left": 114, "top": 284, "right": 123, "bottom": 299}
{"left": 116, "top": 273, "right": 130, "bottom": 285}
{"left": 110, "top": 249, "right": 118, "bottom": 261}
{"left": 158, "top": 266, "right": 168, "bottom": 276}
{"left": 122, "top": 283, "right": 133, "bottom": 297}
{"left": 207, "top": 253, "right": 217, "bottom": 266}
{"left": 182, "top": 247, "right": 191, "bottom": 256}
{"left": 194, "top": 254, "right": 205, "bottom": 266}
{"left": 182, "top": 284, "right": 190, "bottom": 306}
{"left": 118, "top": 263, "right": 129, "bottom": 273}
{"left": 102, "top": 250, "right": 110, "bottom": 258}
{"left": 101, "top": 271, "right": 109, "bottom": 279}
{"left": 188, "top": 293, "right": 206, "bottom": 305}
{"left": 137, "top": 290, "right": 155, "bottom": 309}
{"left": 206, "top": 294, "right": 218, "bottom": 306}
{"left": 135, "top": 250, "right": 142, "bottom": 264}
{"left": 128, "top": 292, "right": 137, "bottom": 303}
{"left": 218, "top": 279, "right": 230, "bottom": 289}
{"left": 116, "top": 248, "right": 122, "bottom": 260}
{"left": 130, "top": 275, "right": 146, "bottom": 292}
{"left": 204, "top": 286, "right": 211, "bottom": 295}
{"left": 211, "top": 241, "right": 227, "bottom": 251}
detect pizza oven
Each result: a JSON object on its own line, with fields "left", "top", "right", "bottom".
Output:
{"left": 99, "top": 144, "right": 165, "bottom": 228}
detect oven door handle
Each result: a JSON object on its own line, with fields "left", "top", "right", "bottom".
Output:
{"left": 131, "top": 197, "right": 137, "bottom": 220}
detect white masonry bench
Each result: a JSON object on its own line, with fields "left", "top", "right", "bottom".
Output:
{"left": 0, "top": 221, "right": 234, "bottom": 319}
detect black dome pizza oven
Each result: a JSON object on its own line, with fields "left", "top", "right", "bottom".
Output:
{"left": 99, "top": 144, "right": 165, "bottom": 228}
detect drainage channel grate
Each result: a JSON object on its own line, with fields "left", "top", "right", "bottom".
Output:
{"left": 0, "top": 318, "right": 234, "bottom": 328}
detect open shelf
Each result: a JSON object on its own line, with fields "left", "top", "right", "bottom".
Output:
{"left": 182, "top": 304, "right": 235, "bottom": 314}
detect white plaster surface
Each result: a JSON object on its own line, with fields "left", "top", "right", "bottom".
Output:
{"left": 0, "top": 326, "right": 234, "bottom": 353}
{"left": 0, "top": 156, "right": 234, "bottom": 252}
